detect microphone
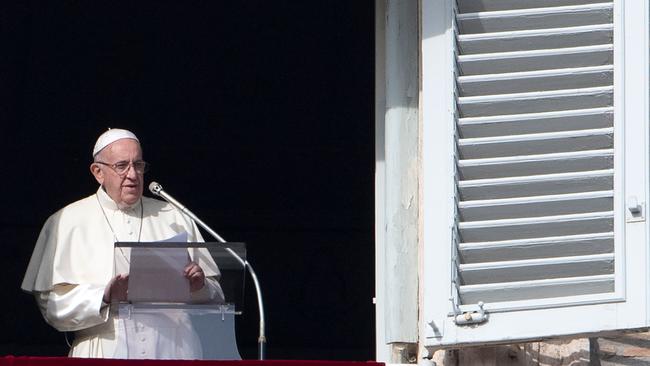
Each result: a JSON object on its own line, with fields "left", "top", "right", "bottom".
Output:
{"left": 147, "top": 181, "right": 267, "bottom": 360}
{"left": 149, "top": 181, "right": 163, "bottom": 195}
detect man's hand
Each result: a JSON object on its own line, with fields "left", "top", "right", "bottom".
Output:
{"left": 104, "top": 273, "right": 129, "bottom": 303}
{"left": 184, "top": 261, "right": 205, "bottom": 292}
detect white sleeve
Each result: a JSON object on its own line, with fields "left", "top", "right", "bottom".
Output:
{"left": 35, "top": 283, "right": 110, "bottom": 332}
{"left": 190, "top": 277, "right": 225, "bottom": 304}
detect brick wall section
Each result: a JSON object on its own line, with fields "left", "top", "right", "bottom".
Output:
{"left": 429, "top": 333, "right": 650, "bottom": 365}
{"left": 594, "top": 331, "right": 650, "bottom": 365}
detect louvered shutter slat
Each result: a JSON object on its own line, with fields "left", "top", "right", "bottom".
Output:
{"left": 459, "top": 66, "right": 613, "bottom": 96}
{"left": 458, "top": 4, "right": 613, "bottom": 34}
{"left": 459, "top": 275, "right": 615, "bottom": 303}
{"left": 459, "top": 87, "right": 613, "bottom": 118}
{"left": 459, "top": 211, "right": 614, "bottom": 242}
{"left": 459, "top": 45, "right": 613, "bottom": 76}
{"left": 459, "top": 0, "right": 608, "bottom": 13}
{"left": 459, "top": 150, "right": 614, "bottom": 179}
{"left": 459, "top": 107, "right": 613, "bottom": 137}
{"left": 459, "top": 170, "right": 613, "bottom": 200}
{"left": 459, "top": 190, "right": 613, "bottom": 221}
{"left": 459, "top": 253, "right": 614, "bottom": 284}
{"left": 459, "top": 233, "right": 614, "bottom": 262}
{"left": 459, "top": 128, "right": 613, "bottom": 160}
{"left": 459, "top": 24, "right": 613, "bottom": 55}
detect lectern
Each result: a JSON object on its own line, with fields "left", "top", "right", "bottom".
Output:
{"left": 114, "top": 241, "right": 246, "bottom": 360}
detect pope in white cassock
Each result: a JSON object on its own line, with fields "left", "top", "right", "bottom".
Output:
{"left": 21, "top": 128, "right": 225, "bottom": 359}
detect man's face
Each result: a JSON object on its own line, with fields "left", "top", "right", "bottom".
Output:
{"left": 90, "top": 139, "right": 144, "bottom": 208}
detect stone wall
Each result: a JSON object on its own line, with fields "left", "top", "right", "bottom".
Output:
{"left": 428, "top": 331, "right": 650, "bottom": 365}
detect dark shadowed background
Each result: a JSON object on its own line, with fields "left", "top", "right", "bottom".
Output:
{"left": 1, "top": 1, "right": 375, "bottom": 360}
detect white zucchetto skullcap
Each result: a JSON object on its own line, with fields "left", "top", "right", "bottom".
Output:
{"left": 92, "top": 128, "right": 139, "bottom": 157}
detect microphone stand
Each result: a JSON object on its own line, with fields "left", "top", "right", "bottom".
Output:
{"left": 149, "top": 182, "right": 266, "bottom": 360}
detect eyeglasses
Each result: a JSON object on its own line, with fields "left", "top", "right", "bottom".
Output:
{"left": 95, "top": 160, "right": 149, "bottom": 175}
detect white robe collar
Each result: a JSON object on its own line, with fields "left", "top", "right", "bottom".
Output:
{"left": 96, "top": 186, "right": 141, "bottom": 213}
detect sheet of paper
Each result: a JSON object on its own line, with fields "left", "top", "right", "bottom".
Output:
{"left": 127, "top": 232, "right": 191, "bottom": 303}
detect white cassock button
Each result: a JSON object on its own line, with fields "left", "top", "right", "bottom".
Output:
{"left": 141, "top": 337, "right": 146, "bottom": 342}
{"left": 129, "top": 231, "right": 134, "bottom": 235}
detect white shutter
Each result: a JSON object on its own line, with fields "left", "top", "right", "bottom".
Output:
{"left": 421, "top": 0, "right": 650, "bottom": 348}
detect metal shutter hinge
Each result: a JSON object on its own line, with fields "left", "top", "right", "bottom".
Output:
{"left": 452, "top": 300, "right": 488, "bottom": 326}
